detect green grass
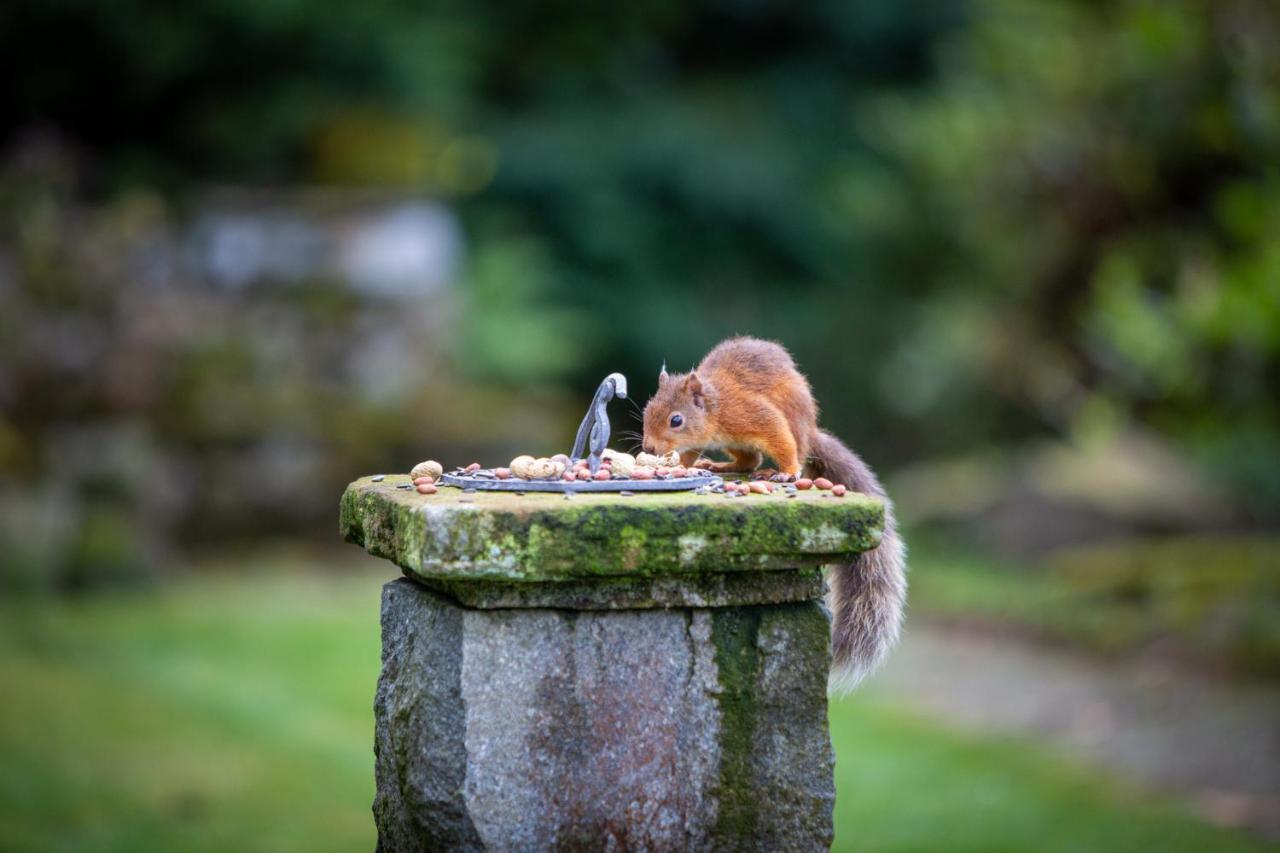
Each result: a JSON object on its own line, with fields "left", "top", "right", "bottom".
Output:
{"left": 0, "top": 559, "right": 1268, "bottom": 852}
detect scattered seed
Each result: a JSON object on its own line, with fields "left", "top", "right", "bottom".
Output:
{"left": 458, "top": 496, "right": 475, "bottom": 502}
{"left": 619, "top": 490, "right": 636, "bottom": 497}
{"left": 463, "top": 488, "right": 478, "bottom": 494}
{"left": 372, "top": 475, "right": 385, "bottom": 482}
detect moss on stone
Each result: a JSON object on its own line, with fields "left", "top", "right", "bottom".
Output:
{"left": 341, "top": 475, "right": 884, "bottom": 582}
{"left": 709, "top": 607, "right": 762, "bottom": 844}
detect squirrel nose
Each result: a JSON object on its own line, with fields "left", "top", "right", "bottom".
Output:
{"left": 643, "top": 441, "right": 655, "bottom": 454}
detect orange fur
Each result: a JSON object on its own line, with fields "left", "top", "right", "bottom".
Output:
{"left": 642, "top": 336, "right": 907, "bottom": 689}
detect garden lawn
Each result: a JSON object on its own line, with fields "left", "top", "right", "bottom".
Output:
{"left": 0, "top": 557, "right": 1267, "bottom": 852}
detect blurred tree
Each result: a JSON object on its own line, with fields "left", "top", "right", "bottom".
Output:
{"left": 866, "top": 0, "right": 1280, "bottom": 511}
{"left": 2, "top": 0, "right": 1276, "bottom": 582}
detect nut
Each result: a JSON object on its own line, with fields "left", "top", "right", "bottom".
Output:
{"left": 831, "top": 484, "right": 847, "bottom": 497}
{"left": 410, "top": 460, "right": 443, "bottom": 482}
{"left": 509, "top": 455, "right": 536, "bottom": 478}
{"left": 593, "top": 469, "right": 611, "bottom": 481}
{"left": 632, "top": 468, "right": 654, "bottom": 480}
{"left": 813, "top": 477, "right": 834, "bottom": 490}
{"left": 636, "top": 451, "right": 679, "bottom": 468}
{"left": 795, "top": 478, "right": 813, "bottom": 490}
{"left": 601, "top": 449, "right": 636, "bottom": 478}
{"left": 415, "top": 483, "right": 438, "bottom": 495}
{"left": 494, "top": 468, "right": 511, "bottom": 480}
{"left": 748, "top": 481, "right": 770, "bottom": 494}
{"left": 527, "top": 457, "right": 565, "bottom": 480}
{"left": 465, "top": 462, "right": 481, "bottom": 473}
{"left": 412, "top": 476, "right": 433, "bottom": 486}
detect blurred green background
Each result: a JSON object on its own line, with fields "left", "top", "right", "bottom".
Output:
{"left": 1, "top": 0, "right": 1277, "bottom": 849}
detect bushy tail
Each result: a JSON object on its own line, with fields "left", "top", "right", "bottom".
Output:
{"left": 806, "top": 429, "right": 907, "bottom": 692}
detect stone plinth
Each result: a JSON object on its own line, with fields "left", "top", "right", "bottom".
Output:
{"left": 341, "top": 476, "right": 885, "bottom": 852}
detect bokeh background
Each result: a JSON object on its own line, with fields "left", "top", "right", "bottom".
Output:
{"left": 1, "top": 0, "right": 1278, "bottom": 850}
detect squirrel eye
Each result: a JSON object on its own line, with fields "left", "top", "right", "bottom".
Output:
{"left": 670, "top": 413, "right": 684, "bottom": 428}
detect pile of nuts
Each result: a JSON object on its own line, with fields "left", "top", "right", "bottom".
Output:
{"left": 409, "top": 460, "right": 444, "bottom": 494}
{"left": 401, "top": 454, "right": 852, "bottom": 498}
{"left": 710, "top": 474, "right": 850, "bottom": 498}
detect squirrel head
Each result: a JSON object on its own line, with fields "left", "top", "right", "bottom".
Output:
{"left": 642, "top": 366, "right": 712, "bottom": 454}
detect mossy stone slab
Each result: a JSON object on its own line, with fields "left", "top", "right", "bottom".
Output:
{"left": 341, "top": 475, "right": 883, "bottom": 584}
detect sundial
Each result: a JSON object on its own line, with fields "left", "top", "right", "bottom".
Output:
{"left": 441, "top": 373, "right": 722, "bottom": 493}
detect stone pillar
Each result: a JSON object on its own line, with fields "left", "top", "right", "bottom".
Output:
{"left": 341, "top": 477, "right": 884, "bottom": 852}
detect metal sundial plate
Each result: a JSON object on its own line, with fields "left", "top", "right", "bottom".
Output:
{"left": 442, "top": 471, "right": 722, "bottom": 493}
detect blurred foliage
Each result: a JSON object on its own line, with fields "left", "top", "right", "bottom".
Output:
{"left": 911, "top": 534, "right": 1280, "bottom": 680}
{"left": 869, "top": 0, "right": 1280, "bottom": 510}
{"left": 1, "top": 0, "right": 1278, "bottom": 587}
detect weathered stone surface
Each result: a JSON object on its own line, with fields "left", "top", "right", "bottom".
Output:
{"left": 341, "top": 475, "right": 884, "bottom": 583}
{"left": 374, "top": 579, "right": 835, "bottom": 851}
{"left": 416, "top": 568, "right": 825, "bottom": 610}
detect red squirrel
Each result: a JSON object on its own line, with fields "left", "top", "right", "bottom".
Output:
{"left": 642, "top": 336, "right": 906, "bottom": 689}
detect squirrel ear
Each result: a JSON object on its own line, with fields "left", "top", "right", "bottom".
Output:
{"left": 659, "top": 362, "right": 668, "bottom": 384}
{"left": 685, "top": 373, "right": 704, "bottom": 407}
